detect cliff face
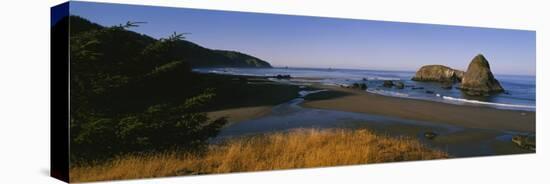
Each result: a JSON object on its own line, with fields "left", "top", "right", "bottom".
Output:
{"left": 411, "top": 65, "right": 464, "bottom": 83}
{"left": 459, "top": 54, "right": 504, "bottom": 95}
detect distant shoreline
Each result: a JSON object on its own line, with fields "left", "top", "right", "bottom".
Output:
{"left": 194, "top": 67, "right": 536, "bottom": 112}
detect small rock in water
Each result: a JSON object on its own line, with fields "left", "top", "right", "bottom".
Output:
{"left": 275, "top": 74, "right": 291, "bottom": 79}
{"left": 362, "top": 78, "right": 368, "bottom": 81}
{"left": 424, "top": 132, "right": 438, "bottom": 140}
{"left": 395, "top": 81, "right": 405, "bottom": 89}
{"left": 425, "top": 90, "right": 435, "bottom": 94}
{"left": 383, "top": 80, "right": 394, "bottom": 88}
{"left": 412, "top": 86, "right": 424, "bottom": 90}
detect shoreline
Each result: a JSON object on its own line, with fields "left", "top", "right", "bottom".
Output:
{"left": 201, "top": 74, "right": 535, "bottom": 133}
{"left": 200, "top": 74, "right": 535, "bottom": 155}
{"left": 208, "top": 76, "right": 534, "bottom": 156}
{"left": 302, "top": 84, "right": 535, "bottom": 132}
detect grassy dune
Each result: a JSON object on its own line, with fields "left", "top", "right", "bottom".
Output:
{"left": 70, "top": 128, "right": 448, "bottom": 182}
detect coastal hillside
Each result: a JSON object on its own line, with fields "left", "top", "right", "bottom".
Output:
{"left": 69, "top": 16, "right": 272, "bottom": 68}
{"left": 54, "top": 16, "right": 282, "bottom": 163}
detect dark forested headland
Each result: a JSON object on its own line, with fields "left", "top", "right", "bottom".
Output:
{"left": 56, "top": 16, "right": 285, "bottom": 163}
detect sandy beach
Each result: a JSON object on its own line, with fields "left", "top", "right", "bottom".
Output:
{"left": 208, "top": 106, "right": 272, "bottom": 125}
{"left": 205, "top": 77, "right": 535, "bottom": 156}
{"left": 302, "top": 84, "right": 535, "bottom": 133}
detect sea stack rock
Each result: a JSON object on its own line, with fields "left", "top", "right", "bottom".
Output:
{"left": 459, "top": 54, "right": 504, "bottom": 95}
{"left": 411, "top": 65, "right": 464, "bottom": 83}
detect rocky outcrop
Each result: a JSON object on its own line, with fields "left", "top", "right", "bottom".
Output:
{"left": 275, "top": 74, "right": 291, "bottom": 79}
{"left": 459, "top": 54, "right": 504, "bottom": 95}
{"left": 351, "top": 83, "right": 367, "bottom": 90}
{"left": 411, "top": 65, "right": 464, "bottom": 83}
{"left": 411, "top": 54, "right": 505, "bottom": 96}
{"left": 512, "top": 134, "right": 535, "bottom": 151}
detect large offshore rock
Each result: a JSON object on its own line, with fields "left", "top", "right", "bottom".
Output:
{"left": 411, "top": 65, "right": 464, "bottom": 83}
{"left": 459, "top": 54, "right": 504, "bottom": 95}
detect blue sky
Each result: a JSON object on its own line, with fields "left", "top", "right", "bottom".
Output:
{"left": 69, "top": 1, "right": 536, "bottom": 75}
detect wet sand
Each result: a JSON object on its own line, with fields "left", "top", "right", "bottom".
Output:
{"left": 302, "top": 85, "right": 535, "bottom": 133}
{"left": 208, "top": 106, "right": 272, "bottom": 125}
{"left": 205, "top": 75, "right": 535, "bottom": 156}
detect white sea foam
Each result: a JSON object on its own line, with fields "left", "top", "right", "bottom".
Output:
{"left": 372, "top": 77, "right": 402, "bottom": 81}
{"left": 320, "top": 82, "right": 342, "bottom": 87}
{"left": 299, "top": 89, "right": 328, "bottom": 97}
{"left": 366, "top": 89, "right": 409, "bottom": 97}
{"left": 442, "top": 96, "right": 536, "bottom": 109}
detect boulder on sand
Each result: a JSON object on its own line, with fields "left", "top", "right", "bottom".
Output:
{"left": 411, "top": 65, "right": 464, "bottom": 83}
{"left": 512, "top": 134, "right": 535, "bottom": 151}
{"left": 459, "top": 54, "right": 504, "bottom": 95}
{"left": 351, "top": 83, "right": 368, "bottom": 90}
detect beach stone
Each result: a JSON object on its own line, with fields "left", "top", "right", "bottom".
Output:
{"left": 424, "top": 132, "right": 438, "bottom": 140}
{"left": 352, "top": 83, "right": 368, "bottom": 90}
{"left": 512, "top": 134, "right": 536, "bottom": 151}
{"left": 383, "top": 80, "right": 394, "bottom": 88}
{"left": 360, "top": 83, "right": 367, "bottom": 90}
{"left": 411, "top": 65, "right": 464, "bottom": 83}
{"left": 459, "top": 54, "right": 504, "bottom": 95}
{"left": 425, "top": 90, "right": 434, "bottom": 94}
{"left": 275, "top": 74, "right": 291, "bottom": 80}
{"left": 395, "top": 81, "right": 405, "bottom": 89}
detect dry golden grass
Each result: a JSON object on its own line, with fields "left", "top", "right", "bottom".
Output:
{"left": 70, "top": 128, "right": 448, "bottom": 182}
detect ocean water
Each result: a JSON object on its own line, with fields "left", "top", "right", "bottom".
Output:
{"left": 194, "top": 67, "right": 536, "bottom": 111}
